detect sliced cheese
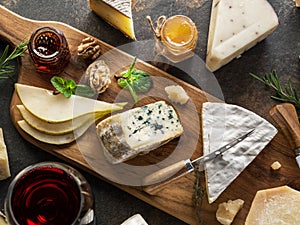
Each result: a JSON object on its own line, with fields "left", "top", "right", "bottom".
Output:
{"left": 121, "top": 214, "right": 148, "bottom": 225}
{"left": 0, "top": 128, "right": 10, "bottom": 180}
{"left": 206, "top": 0, "right": 279, "bottom": 71}
{"left": 89, "top": 0, "right": 136, "bottom": 40}
{"left": 216, "top": 199, "right": 244, "bottom": 225}
{"left": 245, "top": 186, "right": 300, "bottom": 225}
{"left": 202, "top": 102, "right": 277, "bottom": 203}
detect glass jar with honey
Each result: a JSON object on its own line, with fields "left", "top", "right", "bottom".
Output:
{"left": 147, "top": 15, "right": 198, "bottom": 62}
{"left": 28, "top": 26, "right": 71, "bottom": 75}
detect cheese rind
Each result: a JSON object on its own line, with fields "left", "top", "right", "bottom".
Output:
{"left": 206, "top": 0, "right": 279, "bottom": 71}
{"left": 202, "top": 102, "right": 277, "bottom": 203}
{"left": 96, "top": 101, "right": 183, "bottom": 164}
{"left": 89, "top": 0, "right": 136, "bottom": 39}
{"left": 0, "top": 128, "right": 10, "bottom": 180}
{"left": 245, "top": 186, "right": 300, "bottom": 225}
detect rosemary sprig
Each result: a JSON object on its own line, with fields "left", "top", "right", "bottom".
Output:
{"left": 0, "top": 39, "right": 29, "bottom": 78}
{"left": 192, "top": 169, "right": 206, "bottom": 225}
{"left": 250, "top": 69, "right": 300, "bottom": 111}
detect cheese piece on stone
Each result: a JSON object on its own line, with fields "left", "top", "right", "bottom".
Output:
{"left": 96, "top": 101, "right": 183, "bottom": 164}
{"left": 0, "top": 128, "right": 10, "bottom": 180}
{"left": 216, "top": 199, "right": 244, "bottom": 225}
{"left": 89, "top": 0, "right": 135, "bottom": 39}
{"left": 245, "top": 186, "right": 300, "bottom": 225}
{"left": 206, "top": 0, "right": 279, "bottom": 71}
{"left": 202, "top": 102, "right": 277, "bottom": 203}
{"left": 121, "top": 214, "right": 148, "bottom": 225}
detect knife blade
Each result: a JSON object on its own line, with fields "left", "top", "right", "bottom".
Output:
{"left": 269, "top": 103, "right": 300, "bottom": 168}
{"left": 142, "top": 129, "right": 255, "bottom": 186}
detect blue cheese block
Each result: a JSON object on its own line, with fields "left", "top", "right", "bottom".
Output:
{"left": 96, "top": 101, "right": 183, "bottom": 164}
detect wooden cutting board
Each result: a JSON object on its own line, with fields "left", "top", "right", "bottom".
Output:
{"left": 1, "top": 5, "right": 300, "bottom": 225}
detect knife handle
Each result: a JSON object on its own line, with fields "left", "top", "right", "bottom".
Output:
{"left": 142, "top": 159, "right": 190, "bottom": 187}
{"left": 269, "top": 103, "right": 300, "bottom": 148}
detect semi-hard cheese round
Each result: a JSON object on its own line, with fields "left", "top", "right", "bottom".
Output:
{"left": 245, "top": 186, "right": 300, "bottom": 225}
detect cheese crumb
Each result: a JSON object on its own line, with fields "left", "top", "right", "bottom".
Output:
{"left": 165, "top": 85, "right": 190, "bottom": 105}
{"left": 0, "top": 128, "right": 11, "bottom": 180}
{"left": 271, "top": 161, "right": 281, "bottom": 170}
{"left": 216, "top": 199, "right": 244, "bottom": 225}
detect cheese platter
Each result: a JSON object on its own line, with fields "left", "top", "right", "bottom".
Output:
{"left": 0, "top": 3, "right": 300, "bottom": 225}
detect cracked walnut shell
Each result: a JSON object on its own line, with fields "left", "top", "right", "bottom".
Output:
{"left": 83, "top": 60, "right": 112, "bottom": 94}
{"left": 78, "top": 37, "right": 101, "bottom": 60}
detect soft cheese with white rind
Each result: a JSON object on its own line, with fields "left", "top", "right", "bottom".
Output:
{"left": 15, "top": 83, "right": 126, "bottom": 123}
{"left": 202, "top": 102, "right": 277, "bottom": 203}
{"left": 0, "top": 128, "right": 10, "bottom": 180}
{"left": 96, "top": 101, "right": 183, "bottom": 164}
{"left": 89, "top": 0, "right": 135, "bottom": 39}
{"left": 245, "top": 186, "right": 300, "bottom": 225}
{"left": 206, "top": 0, "right": 279, "bottom": 71}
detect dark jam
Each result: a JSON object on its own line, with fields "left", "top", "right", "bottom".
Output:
{"left": 10, "top": 166, "right": 81, "bottom": 225}
{"left": 28, "top": 26, "right": 71, "bottom": 75}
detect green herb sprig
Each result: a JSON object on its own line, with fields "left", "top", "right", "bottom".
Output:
{"left": 116, "top": 57, "right": 152, "bottom": 103}
{"left": 0, "top": 40, "right": 29, "bottom": 78}
{"left": 192, "top": 169, "right": 206, "bottom": 225}
{"left": 250, "top": 69, "right": 300, "bottom": 111}
{"left": 51, "top": 76, "right": 96, "bottom": 98}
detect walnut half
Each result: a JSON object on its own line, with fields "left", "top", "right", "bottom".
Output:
{"left": 77, "top": 37, "right": 101, "bottom": 61}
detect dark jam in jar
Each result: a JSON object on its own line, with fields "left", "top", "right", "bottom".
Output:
{"left": 28, "top": 26, "right": 71, "bottom": 75}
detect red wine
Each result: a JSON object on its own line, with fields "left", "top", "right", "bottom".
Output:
{"left": 10, "top": 166, "right": 81, "bottom": 225}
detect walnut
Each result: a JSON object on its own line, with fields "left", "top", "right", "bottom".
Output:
{"left": 77, "top": 37, "right": 101, "bottom": 61}
{"left": 83, "top": 60, "right": 111, "bottom": 94}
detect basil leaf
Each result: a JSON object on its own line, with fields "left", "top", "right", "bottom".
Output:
{"left": 75, "top": 84, "right": 96, "bottom": 98}
{"left": 51, "top": 76, "right": 68, "bottom": 94}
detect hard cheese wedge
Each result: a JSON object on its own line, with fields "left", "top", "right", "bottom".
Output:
{"left": 202, "top": 102, "right": 277, "bottom": 203}
{"left": 206, "top": 0, "right": 279, "bottom": 71}
{"left": 0, "top": 128, "right": 10, "bottom": 180}
{"left": 245, "top": 186, "right": 300, "bottom": 225}
{"left": 89, "top": 0, "right": 135, "bottom": 39}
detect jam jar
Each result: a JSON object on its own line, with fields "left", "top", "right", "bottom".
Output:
{"left": 147, "top": 15, "right": 198, "bottom": 62}
{"left": 28, "top": 26, "right": 71, "bottom": 75}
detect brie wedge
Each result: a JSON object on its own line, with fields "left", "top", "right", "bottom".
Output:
{"left": 202, "top": 102, "right": 277, "bottom": 203}
{"left": 89, "top": 0, "right": 136, "bottom": 39}
{"left": 0, "top": 128, "right": 10, "bottom": 180}
{"left": 96, "top": 101, "right": 183, "bottom": 164}
{"left": 206, "top": 0, "right": 279, "bottom": 71}
{"left": 245, "top": 186, "right": 300, "bottom": 225}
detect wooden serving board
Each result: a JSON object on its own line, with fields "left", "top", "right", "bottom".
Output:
{"left": 1, "top": 5, "right": 300, "bottom": 225}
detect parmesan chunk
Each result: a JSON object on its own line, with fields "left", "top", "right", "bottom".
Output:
{"left": 0, "top": 128, "right": 10, "bottom": 180}
{"left": 165, "top": 85, "right": 190, "bottom": 105}
{"left": 271, "top": 161, "right": 281, "bottom": 170}
{"left": 216, "top": 199, "right": 244, "bottom": 225}
{"left": 206, "top": 0, "right": 279, "bottom": 71}
{"left": 245, "top": 186, "right": 300, "bottom": 225}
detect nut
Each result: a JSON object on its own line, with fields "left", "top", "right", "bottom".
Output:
{"left": 78, "top": 37, "right": 101, "bottom": 61}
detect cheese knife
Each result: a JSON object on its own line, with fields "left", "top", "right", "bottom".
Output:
{"left": 269, "top": 103, "right": 300, "bottom": 167}
{"left": 142, "top": 128, "right": 255, "bottom": 188}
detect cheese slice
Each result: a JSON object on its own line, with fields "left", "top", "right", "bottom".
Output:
{"left": 245, "top": 186, "right": 300, "bottom": 225}
{"left": 202, "top": 102, "right": 277, "bottom": 203}
{"left": 89, "top": 0, "right": 136, "bottom": 40}
{"left": 0, "top": 128, "right": 10, "bottom": 180}
{"left": 206, "top": 0, "right": 279, "bottom": 71}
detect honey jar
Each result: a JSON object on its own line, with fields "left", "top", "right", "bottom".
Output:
{"left": 147, "top": 15, "right": 198, "bottom": 62}
{"left": 28, "top": 26, "right": 71, "bottom": 75}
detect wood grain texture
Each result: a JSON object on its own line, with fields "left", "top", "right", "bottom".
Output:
{"left": 1, "top": 5, "right": 300, "bottom": 225}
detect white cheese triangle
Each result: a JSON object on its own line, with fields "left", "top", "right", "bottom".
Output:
{"left": 89, "top": 0, "right": 136, "bottom": 39}
{"left": 202, "top": 102, "right": 277, "bottom": 203}
{"left": 206, "top": 0, "right": 279, "bottom": 71}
